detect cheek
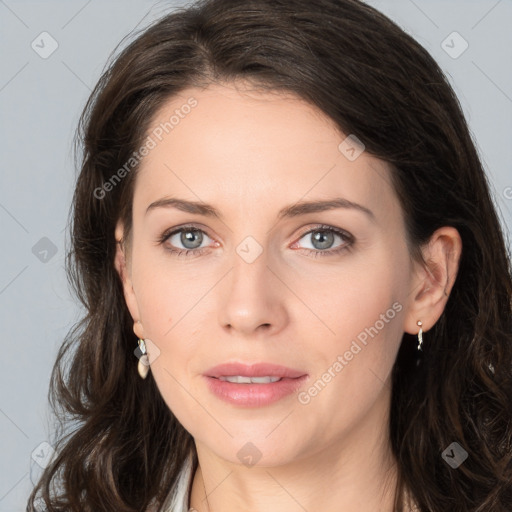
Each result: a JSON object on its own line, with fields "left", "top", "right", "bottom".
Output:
{"left": 292, "top": 275, "right": 406, "bottom": 441}
{"left": 131, "top": 246, "right": 195, "bottom": 337}
{"left": 291, "top": 250, "right": 406, "bottom": 346}
{"left": 296, "top": 247, "right": 408, "bottom": 397}
{"left": 321, "top": 276, "right": 403, "bottom": 380}
{"left": 129, "top": 248, "right": 208, "bottom": 401}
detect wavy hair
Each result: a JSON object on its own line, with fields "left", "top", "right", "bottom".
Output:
{"left": 27, "top": 0, "right": 512, "bottom": 510}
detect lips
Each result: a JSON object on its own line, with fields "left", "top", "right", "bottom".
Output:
{"left": 205, "top": 362, "right": 307, "bottom": 379}
{"left": 203, "top": 362, "right": 309, "bottom": 407}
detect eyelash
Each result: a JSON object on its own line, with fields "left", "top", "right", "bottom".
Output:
{"left": 157, "top": 223, "right": 354, "bottom": 258}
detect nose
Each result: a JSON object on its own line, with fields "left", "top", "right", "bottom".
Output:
{"left": 217, "top": 241, "right": 289, "bottom": 338}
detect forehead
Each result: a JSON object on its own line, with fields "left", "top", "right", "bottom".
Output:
{"left": 133, "top": 82, "right": 398, "bottom": 222}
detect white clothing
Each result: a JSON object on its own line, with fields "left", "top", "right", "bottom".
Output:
{"left": 163, "top": 451, "right": 194, "bottom": 512}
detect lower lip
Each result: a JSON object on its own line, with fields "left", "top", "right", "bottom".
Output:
{"left": 203, "top": 375, "right": 308, "bottom": 407}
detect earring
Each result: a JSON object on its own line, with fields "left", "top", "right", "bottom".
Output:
{"left": 416, "top": 321, "right": 423, "bottom": 351}
{"left": 137, "top": 338, "right": 150, "bottom": 379}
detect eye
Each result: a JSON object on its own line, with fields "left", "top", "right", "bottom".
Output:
{"left": 293, "top": 224, "right": 353, "bottom": 257}
{"left": 158, "top": 224, "right": 215, "bottom": 257}
{"left": 157, "top": 223, "right": 354, "bottom": 258}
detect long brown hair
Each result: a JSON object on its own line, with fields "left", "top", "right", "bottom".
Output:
{"left": 27, "top": 0, "right": 512, "bottom": 510}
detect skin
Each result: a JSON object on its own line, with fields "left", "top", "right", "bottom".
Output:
{"left": 114, "top": 81, "right": 462, "bottom": 512}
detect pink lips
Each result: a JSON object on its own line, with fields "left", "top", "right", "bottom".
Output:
{"left": 203, "top": 362, "right": 308, "bottom": 407}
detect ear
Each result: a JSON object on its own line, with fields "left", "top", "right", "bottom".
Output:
{"left": 114, "top": 220, "right": 144, "bottom": 339}
{"left": 404, "top": 226, "right": 462, "bottom": 335}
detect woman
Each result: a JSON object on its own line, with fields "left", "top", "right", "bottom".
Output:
{"left": 27, "top": 0, "right": 512, "bottom": 511}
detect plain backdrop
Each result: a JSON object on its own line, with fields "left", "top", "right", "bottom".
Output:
{"left": 0, "top": 0, "right": 511, "bottom": 509}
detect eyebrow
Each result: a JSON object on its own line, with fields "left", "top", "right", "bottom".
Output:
{"left": 145, "top": 197, "right": 375, "bottom": 221}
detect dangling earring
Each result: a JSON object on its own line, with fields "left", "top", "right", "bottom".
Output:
{"left": 137, "top": 338, "right": 150, "bottom": 379}
{"left": 416, "top": 321, "right": 423, "bottom": 351}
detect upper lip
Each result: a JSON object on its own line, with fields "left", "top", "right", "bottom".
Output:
{"left": 205, "top": 362, "right": 307, "bottom": 379}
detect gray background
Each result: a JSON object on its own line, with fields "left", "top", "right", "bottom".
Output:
{"left": 0, "top": 0, "right": 511, "bottom": 509}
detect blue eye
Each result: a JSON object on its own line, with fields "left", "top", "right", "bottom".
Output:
{"left": 294, "top": 225, "right": 353, "bottom": 257}
{"left": 158, "top": 225, "right": 213, "bottom": 257}
{"left": 157, "top": 223, "right": 354, "bottom": 258}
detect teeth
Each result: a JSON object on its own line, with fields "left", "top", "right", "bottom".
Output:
{"left": 218, "top": 375, "right": 282, "bottom": 384}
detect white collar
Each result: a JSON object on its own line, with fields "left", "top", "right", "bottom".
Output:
{"left": 163, "top": 451, "right": 194, "bottom": 512}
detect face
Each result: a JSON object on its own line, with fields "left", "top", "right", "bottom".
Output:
{"left": 116, "top": 81, "right": 423, "bottom": 467}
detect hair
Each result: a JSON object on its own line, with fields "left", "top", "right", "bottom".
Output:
{"left": 27, "top": 0, "right": 512, "bottom": 511}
